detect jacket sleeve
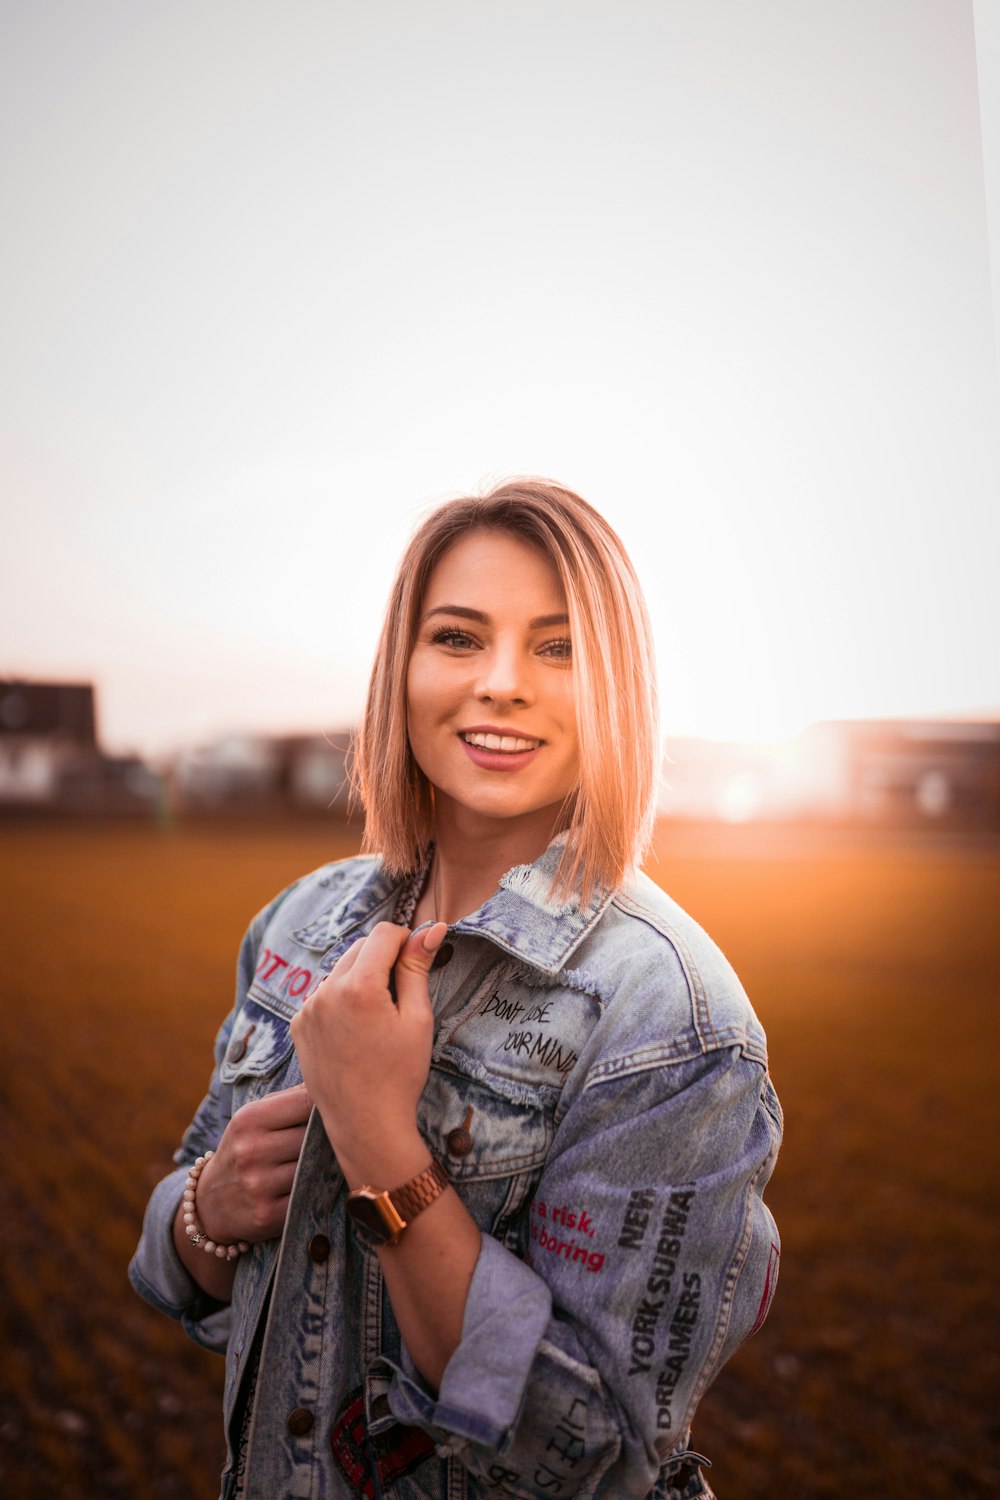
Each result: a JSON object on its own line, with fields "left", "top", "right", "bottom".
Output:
{"left": 127, "top": 888, "right": 294, "bottom": 1353}
{"left": 386, "top": 1043, "right": 782, "bottom": 1499}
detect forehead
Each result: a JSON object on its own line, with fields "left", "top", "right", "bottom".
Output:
{"left": 422, "top": 528, "right": 565, "bottom": 608}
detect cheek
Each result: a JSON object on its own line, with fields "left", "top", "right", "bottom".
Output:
{"left": 405, "top": 657, "right": 449, "bottom": 755}
{"left": 558, "top": 687, "right": 580, "bottom": 756}
{"left": 404, "top": 660, "right": 429, "bottom": 737}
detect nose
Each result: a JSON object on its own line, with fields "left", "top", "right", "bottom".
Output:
{"left": 475, "top": 639, "right": 533, "bottom": 707}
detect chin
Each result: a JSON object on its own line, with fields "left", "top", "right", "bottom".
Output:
{"left": 454, "top": 789, "right": 568, "bottom": 827}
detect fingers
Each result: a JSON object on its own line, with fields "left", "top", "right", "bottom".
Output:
{"left": 404, "top": 921, "right": 449, "bottom": 963}
{"left": 228, "top": 1114, "right": 308, "bottom": 1168}
{"left": 421, "top": 920, "right": 449, "bottom": 954}
{"left": 245, "top": 1082, "right": 313, "bottom": 1131}
{"left": 197, "top": 1138, "right": 301, "bottom": 1244}
{"left": 297, "top": 920, "right": 447, "bottom": 1026}
{"left": 346, "top": 921, "right": 412, "bottom": 988}
{"left": 226, "top": 1093, "right": 311, "bottom": 1190}
{"left": 309, "top": 922, "right": 413, "bottom": 1008}
{"left": 307, "top": 924, "right": 410, "bottom": 1004}
{"left": 271, "top": 1123, "right": 309, "bottom": 1165}
{"left": 393, "top": 921, "right": 448, "bottom": 1016}
{"left": 326, "top": 934, "right": 367, "bottom": 980}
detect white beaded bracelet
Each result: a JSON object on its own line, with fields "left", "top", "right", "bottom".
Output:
{"left": 182, "top": 1151, "right": 250, "bottom": 1261}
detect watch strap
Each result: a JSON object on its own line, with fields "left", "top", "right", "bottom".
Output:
{"left": 388, "top": 1158, "right": 450, "bottom": 1225}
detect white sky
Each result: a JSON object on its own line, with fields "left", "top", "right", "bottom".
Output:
{"left": 2, "top": 0, "right": 997, "bottom": 757}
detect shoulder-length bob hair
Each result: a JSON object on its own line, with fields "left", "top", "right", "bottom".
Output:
{"left": 352, "top": 478, "right": 659, "bottom": 902}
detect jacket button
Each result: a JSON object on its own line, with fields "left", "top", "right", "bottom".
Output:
{"left": 227, "top": 1024, "right": 256, "bottom": 1064}
{"left": 431, "top": 942, "right": 454, "bottom": 970}
{"left": 308, "top": 1234, "right": 330, "bottom": 1263}
{"left": 446, "top": 1127, "right": 473, "bottom": 1157}
{"left": 287, "top": 1407, "right": 314, "bottom": 1436}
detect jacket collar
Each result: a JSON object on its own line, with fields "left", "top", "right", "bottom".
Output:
{"left": 311, "top": 837, "right": 613, "bottom": 978}
{"left": 451, "top": 836, "right": 613, "bottom": 976}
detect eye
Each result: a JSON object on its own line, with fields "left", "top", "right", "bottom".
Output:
{"left": 539, "top": 637, "right": 572, "bottom": 661}
{"left": 429, "top": 625, "right": 480, "bottom": 650}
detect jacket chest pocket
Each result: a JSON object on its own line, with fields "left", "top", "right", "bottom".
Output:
{"left": 418, "top": 1066, "right": 553, "bottom": 1245}
{"left": 219, "top": 993, "right": 298, "bottom": 1109}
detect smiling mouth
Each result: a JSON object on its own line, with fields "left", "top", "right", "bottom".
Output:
{"left": 461, "top": 731, "right": 543, "bottom": 753}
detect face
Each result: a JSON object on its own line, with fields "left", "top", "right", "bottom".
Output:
{"left": 406, "top": 528, "right": 581, "bottom": 841}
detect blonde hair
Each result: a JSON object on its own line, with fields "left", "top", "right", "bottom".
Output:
{"left": 353, "top": 478, "right": 659, "bottom": 902}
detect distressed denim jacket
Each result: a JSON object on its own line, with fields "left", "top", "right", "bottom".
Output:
{"left": 129, "top": 838, "right": 782, "bottom": 1500}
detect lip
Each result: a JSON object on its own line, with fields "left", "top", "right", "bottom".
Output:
{"left": 456, "top": 727, "right": 545, "bottom": 773}
{"left": 458, "top": 724, "right": 546, "bottom": 742}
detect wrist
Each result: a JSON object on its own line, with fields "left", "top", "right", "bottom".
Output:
{"left": 347, "top": 1157, "right": 450, "bottom": 1249}
{"left": 187, "top": 1152, "right": 227, "bottom": 1243}
{"left": 181, "top": 1153, "right": 249, "bottom": 1262}
{"left": 334, "top": 1129, "right": 432, "bottom": 1193}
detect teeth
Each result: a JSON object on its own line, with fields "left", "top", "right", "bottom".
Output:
{"left": 463, "top": 732, "right": 542, "bottom": 753}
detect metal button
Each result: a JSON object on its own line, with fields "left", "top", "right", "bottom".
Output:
{"left": 287, "top": 1407, "right": 314, "bottom": 1436}
{"left": 446, "top": 1127, "right": 473, "bottom": 1156}
{"left": 431, "top": 942, "right": 454, "bottom": 971}
{"left": 307, "top": 1234, "right": 330, "bottom": 1263}
{"left": 227, "top": 1024, "right": 256, "bottom": 1064}
{"left": 446, "top": 1108, "right": 475, "bottom": 1157}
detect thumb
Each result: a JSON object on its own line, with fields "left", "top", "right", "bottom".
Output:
{"left": 392, "top": 922, "right": 448, "bottom": 1013}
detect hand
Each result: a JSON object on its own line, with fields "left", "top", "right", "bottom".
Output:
{"left": 290, "top": 921, "right": 448, "bottom": 1184}
{"left": 194, "top": 1083, "right": 313, "bottom": 1245}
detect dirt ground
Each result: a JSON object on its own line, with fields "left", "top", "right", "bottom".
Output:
{"left": 0, "top": 818, "right": 997, "bottom": 1498}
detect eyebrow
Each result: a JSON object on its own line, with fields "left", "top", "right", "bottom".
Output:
{"left": 422, "top": 605, "right": 570, "bottom": 629}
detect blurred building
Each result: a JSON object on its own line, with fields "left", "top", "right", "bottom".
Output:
{"left": 5, "top": 683, "right": 995, "bottom": 831}
{"left": 661, "top": 719, "right": 1000, "bottom": 831}
{"left": 170, "top": 731, "right": 353, "bottom": 813}
{"left": 840, "top": 720, "right": 1000, "bottom": 828}
{"left": 0, "top": 680, "right": 160, "bottom": 813}
{"left": 170, "top": 717, "right": 1000, "bottom": 830}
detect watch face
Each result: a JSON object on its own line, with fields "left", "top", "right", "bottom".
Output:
{"left": 346, "top": 1189, "right": 405, "bottom": 1246}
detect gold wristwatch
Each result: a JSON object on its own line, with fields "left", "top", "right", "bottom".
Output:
{"left": 346, "top": 1159, "right": 449, "bottom": 1247}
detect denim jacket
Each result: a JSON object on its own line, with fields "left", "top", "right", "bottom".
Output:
{"left": 130, "top": 838, "right": 782, "bottom": 1500}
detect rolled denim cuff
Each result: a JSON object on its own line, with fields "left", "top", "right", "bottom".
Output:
{"left": 388, "top": 1234, "right": 552, "bottom": 1450}
{"left": 128, "top": 1164, "right": 231, "bottom": 1353}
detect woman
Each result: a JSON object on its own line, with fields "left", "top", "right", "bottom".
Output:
{"left": 130, "top": 478, "right": 782, "bottom": 1500}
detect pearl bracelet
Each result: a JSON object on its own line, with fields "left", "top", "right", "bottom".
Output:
{"left": 182, "top": 1151, "right": 250, "bottom": 1261}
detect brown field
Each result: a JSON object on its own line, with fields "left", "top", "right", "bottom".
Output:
{"left": 0, "top": 819, "right": 997, "bottom": 1498}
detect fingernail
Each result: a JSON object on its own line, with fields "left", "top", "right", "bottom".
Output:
{"left": 421, "top": 921, "right": 447, "bottom": 954}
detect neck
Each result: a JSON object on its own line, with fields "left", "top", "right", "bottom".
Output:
{"left": 414, "top": 806, "right": 563, "bottom": 927}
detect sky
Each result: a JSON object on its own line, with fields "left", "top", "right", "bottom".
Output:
{"left": 2, "top": 0, "right": 998, "bottom": 758}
